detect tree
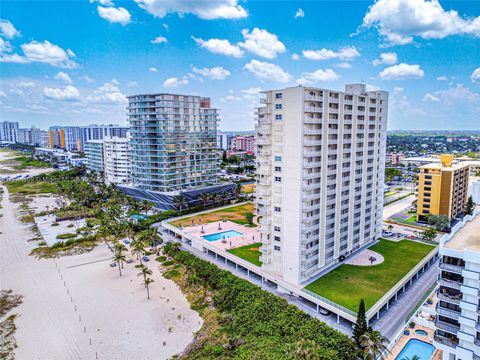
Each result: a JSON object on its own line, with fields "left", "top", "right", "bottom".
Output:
{"left": 360, "top": 330, "right": 389, "bottom": 360}
{"left": 136, "top": 264, "right": 152, "bottom": 287}
{"left": 173, "top": 195, "right": 188, "bottom": 211}
{"left": 353, "top": 299, "right": 368, "bottom": 349}
{"left": 143, "top": 277, "right": 154, "bottom": 299}
{"left": 387, "top": 224, "right": 394, "bottom": 232}
{"left": 245, "top": 212, "right": 254, "bottom": 226}
{"left": 112, "top": 250, "right": 126, "bottom": 276}
{"left": 222, "top": 150, "right": 227, "bottom": 162}
{"left": 427, "top": 214, "right": 450, "bottom": 231}
{"left": 465, "top": 195, "right": 474, "bottom": 216}
{"left": 422, "top": 228, "right": 437, "bottom": 241}
{"left": 402, "top": 356, "right": 420, "bottom": 360}
{"left": 198, "top": 193, "right": 211, "bottom": 209}
{"left": 131, "top": 239, "right": 145, "bottom": 264}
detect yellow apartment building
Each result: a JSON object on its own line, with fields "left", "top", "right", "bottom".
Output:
{"left": 417, "top": 154, "right": 470, "bottom": 221}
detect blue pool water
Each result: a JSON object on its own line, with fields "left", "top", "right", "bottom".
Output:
{"left": 415, "top": 329, "right": 428, "bottom": 336}
{"left": 202, "top": 230, "right": 243, "bottom": 242}
{"left": 395, "top": 339, "right": 435, "bottom": 360}
{"left": 131, "top": 214, "right": 147, "bottom": 220}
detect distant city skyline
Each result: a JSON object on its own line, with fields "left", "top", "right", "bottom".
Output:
{"left": 1, "top": 0, "right": 479, "bottom": 130}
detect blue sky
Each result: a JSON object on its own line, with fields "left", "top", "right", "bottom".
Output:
{"left": 1, "top": 0, "right": 479, "bottom": 131}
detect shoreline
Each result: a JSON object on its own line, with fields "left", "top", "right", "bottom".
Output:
{"left": 0, "top": 162, "right": 203, "bottom": 359}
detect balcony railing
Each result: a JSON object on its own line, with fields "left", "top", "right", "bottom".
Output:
{"left": 435, "top": 319, "right": 460, "bottom": 335}
{"left": 438, "top": 277, "right": 462, "bottom": 290}
{"left": 439, "top": 262, "right": 464, "bottom": 274}
{"left": 436, "top": 304, "right": 460, "bottom": 320}
{"left": 304, "top": 106, "right": 322, "bottom": 113}
{"left": 437, "top": 291, "right": 461, "bottom": 305}
{"left": 434, "top": 333, "right": 457, "bottom": 348}
{"left": 475, "top": 339, "right": 480, "bottom": 348}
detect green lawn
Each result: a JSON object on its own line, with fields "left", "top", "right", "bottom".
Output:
{"left": 6, "top": 180, "right": 57, "bottom": 195}
{"left": 227, "top": 242, "right": 262, "bottom": 266}
{"left": 304, "top": 239, "right": 435, "bottom": 312}
{"left": 392, "top": 213, "right": 417, "bottom": 224}
{"left": 169, "top": 203, "right": 256, "bottom": 227}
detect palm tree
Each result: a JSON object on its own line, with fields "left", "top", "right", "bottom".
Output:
{"left": 221, "top": 191, "right": 230, "bottom": 205}
{"left": 143, "top": 276, "right": 154, "bottom": 299}
{"left": 171, "top": 242, "right": 182, "bottom": 253}
{"left": 213, "top": 193, "right": 223, "bottom": 206}
{"left": 173, "top": 195, "right": 188, "bottom": 211}
{"left": 402, "top": 356, "right": 420, "bottom": 360}
{"left": 187, "top": 270, "right": 200, "bottom": 287}
{"left": 360, "top": 330, "right": 389, "bottom": 360}
{"left": 135, "top": 264, "right": 152, "bottom": 287}
{"left": 141, "top": 200, "right": 155, "bottom": 216}
{"left": 112, "top": 250, "right": 126, "bottom": 276}
{"left": 198, "top": 193, "right": 210, "bottom": 209}
{"left": 131, "top": 239, "right": 146, "bottom": 264}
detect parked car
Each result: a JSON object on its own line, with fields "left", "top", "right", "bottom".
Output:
{"left": 123, "top": 239, "right": 130, "bottom": 245}
{"left": 110, "top": 262, "right": 117, "bottom": 267}
{"left": 383, "top": 231, "right": 394, "bottom": 237}
{"left": 142, "top": 256, "right": 150, "bottom": 262}
{"left": 319, "top": 308, "right": 331, "bottom": 315}
{"left": 126, "top": 258, "right": 133, "bottom": 264}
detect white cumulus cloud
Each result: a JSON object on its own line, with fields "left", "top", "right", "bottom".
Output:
{"left": 192, "top": 66, "right": 231, "bottom": 80}
{"left": 361, "top": 0, "right": 480, "bottom": 46}
{"left": 372, "top": 52, "right": 397, "bottom": 66}
{"left": 291, "top": 53, "right": 300, "bottom": 61}
{"left": 295, "top": 8, "right": 305, "bottom": 19}
{"left": 43, "top": 85, "right": 80, "bottom": 100}
{"left": 0, "top": 19, "right": 21, "bottom": 39}
{"left": 97, "top": 6, "right": 131, "bottom": 25}
{"left": 134, "top": 0, "right": 247, "bottom": 20}
{"left": 87, "top": 79, "right": 127, "bottom": 104}
{"left": 151, "top": 36, "right": 167, "bottom": 44}
{"left": 149, "top": 67, "right": 158, "bottom": 72}
{"left": 0, "top": 38, "right": 12, "bottom": 53}
{"left": 297, "top": 68, "right": 340, "bottom": 85}
{"left": 423, "top": 85, "right": 479, "bottom": 105}
{"left": 163, "top": 76, "right": 188, "bottom": 88}
{"left": 0, "top": 40, "right": 78, "bottom": 68}
{"left": 238, "top": 28, "right": 286, "bottom": 59}
{"left": 471, "top": 68, "right": 480, "bottom": 83}
{"left": 302, "top": 46, "right": 360, "bottom": 61}
{"left": 423, "top": 93, "right": 440, "bottom": 102}
{"left": 379, "top": 63, "right": 424, "bottom": 80}
{"left": 54, "top": 71, "right": 73, "bottom": 84}
{"left": 192, "top": 36, "right": 243, "bottom": 58}
{"left": 243, "top": 60, "right": 291, "bottom": 83}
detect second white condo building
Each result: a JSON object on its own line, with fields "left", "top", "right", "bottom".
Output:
{"left": 255, "top": 83, "right": 388, "bottom": 288}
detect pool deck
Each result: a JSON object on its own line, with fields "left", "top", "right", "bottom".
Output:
{"left": 386, "top": 324, "right": 442, "bottom": 360}
{"left": 181, "top": 220, "right": 260, "bottom": 251}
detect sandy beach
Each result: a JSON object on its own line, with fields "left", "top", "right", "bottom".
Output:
{"left": 0, "top": 162, "right": 203, "bottom": 359}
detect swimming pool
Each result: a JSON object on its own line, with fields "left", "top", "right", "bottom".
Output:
{"left": 202, "top": 230, "right": 243, "bottom": 242}
{"left": 395, "top": 339, "right": 435, "bottom": 360}
{"left": 415, "top": 329, "right": 428, "bottom": 336}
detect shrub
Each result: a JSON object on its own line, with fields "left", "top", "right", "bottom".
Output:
{"left": 56, "top": 233, "right": 76, "bottom": 240}
{"left": 163, "top": 260, "right": 174, "bottom": 266}
{"left": 166, "top": 248, "right": 358, "bottom": 359}
{"left": 156, "top": 256, "right": 167, "bottom": 263}
{"left": 51, "top": 222, "right": 59, "bottom": 227}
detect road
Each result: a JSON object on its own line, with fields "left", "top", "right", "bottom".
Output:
{"left": 383, "top": 194, "right": 416, "bottom": 220}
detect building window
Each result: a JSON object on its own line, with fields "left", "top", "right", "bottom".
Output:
{"left": 274, "top": 226, "right": 281, "bottom": 232}
{"left": 275, "top": 166, "right": 281, "bottom": 172}
{"left": 275, "top": 176, "right": 281, "bottom": 183}
{"left": 274, "top": 236, "right": 281, "bottom": 241}
{"left": 274, "top": 206, "right": 281, "bottom": 212}
{"left": 275, "top": 93, "right": 282, "bottom": 99}
{"left": 275, "top": 104, "right": 282, "bottom": 110}
{"left": 275, "top": 155, "right": 282, "bottom": 162}
{"left": 275, "top": 114, "right": 283, "bottom": 121}
{"left": 274, "top": 246, "right": 281, "bottom": 251}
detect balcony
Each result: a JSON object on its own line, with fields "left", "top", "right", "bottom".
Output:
{"left": 433, "top": 332, "right": 458, "bottom": 348}
{"left": 259, "top": 217, "right": 271, "bottom": 226}
{"left": 439, "top": 262, "right": 464, "bottom": 274}
{"left": 303, "top": 172, "right": 321, "bottom": 180}
{"left": 256, "top": 137, "right": 271, "bottom": 145}
{"left": 257, "top": 178, "right": 270, "bottom": 186}
{"left": 304, "top": 128, "right": 323, "bottom": 135}
{"left": 438, "top": 277, "right": 462, "bottom": 290}
{"left": 435, "top": 318, "right": 460, "bottom": 335}
{"left": 303, "top": 182, "right": 321, "bottom": 191}
{"left": 304, "top": 94, "right": 323, "bottom": 102}
{"left": 304, "top": 161, "right": 322, "bottom": 168}
{"left": 304, "top": 140, "right": 321, "bottom": 147}
{"left": 304, "top": 105, "right": 322, "bottom": 113}
{"left": 304, "top": 117, "right": 322, "bottom": 124}
{"left": 303, "top": 150, "right": 322, "bottom": 158}
{"left": 436, "top": 304, "right": 460, "bottom": 320}
{"left": 257, "top": 167, "right": 271, "bottom": 176}
{"left": 475, "top": 339, "right": 480, "bottom": 348}
{"left": 437, "top": 290, "right": 461, "bottom": 305}
{"left": 257, "top": 150, "right": 271, "bottom": 157}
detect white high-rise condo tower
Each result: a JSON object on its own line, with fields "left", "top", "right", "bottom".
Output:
{"left": 255, "top": 84, "right": 388, "bottom": 287}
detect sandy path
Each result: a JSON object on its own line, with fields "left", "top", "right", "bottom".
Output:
{"left": 0, "top": 181, "right": 202, "bottom": 359}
